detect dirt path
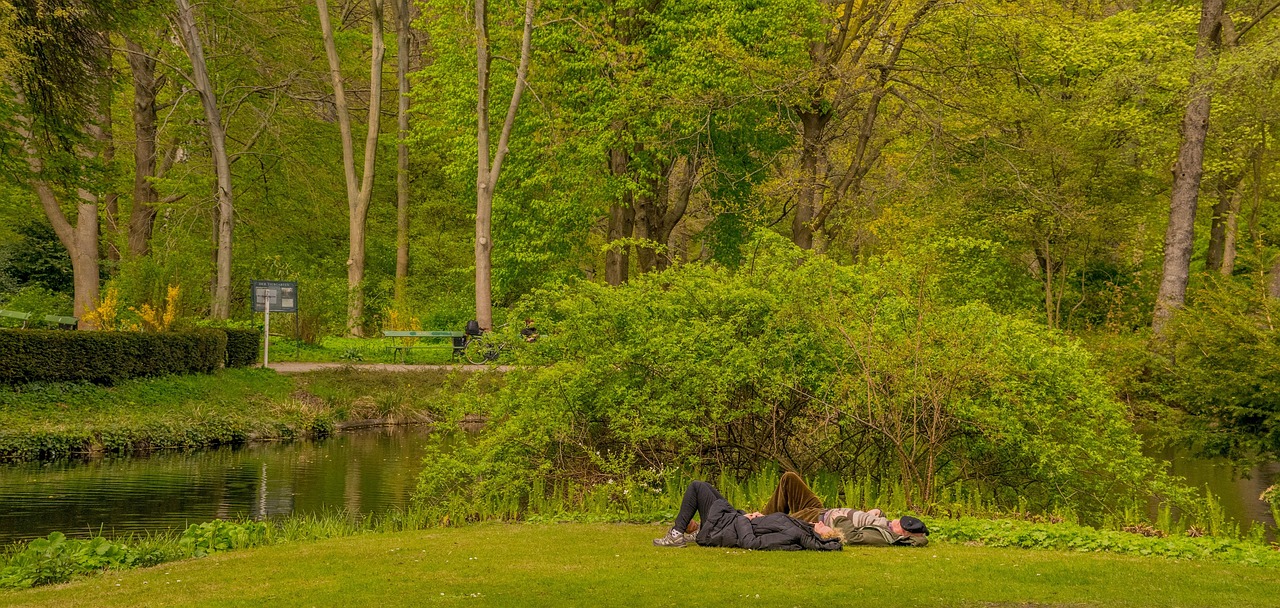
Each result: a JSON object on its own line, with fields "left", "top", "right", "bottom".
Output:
{"left": 267, "top": 362, "right": 513, "bottom": 373}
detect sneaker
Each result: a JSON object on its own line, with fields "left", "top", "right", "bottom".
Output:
{"left": 653, "top": 528, "right": 692, "bottom": 548}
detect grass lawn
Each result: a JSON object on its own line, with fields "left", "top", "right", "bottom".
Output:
{"left": 268, "top": 336, "right": 461, "bottom": 365}
{"left": 3, "top": 524, "right": 1277, "bottom": 607}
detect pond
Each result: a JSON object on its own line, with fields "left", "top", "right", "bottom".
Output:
{"left": 0, "top": 427, "right": 1275, "bottom": 545}
{"left": 0, "top": 426, "right": 442, "bottom": 545}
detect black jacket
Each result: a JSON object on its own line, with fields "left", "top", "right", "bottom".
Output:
{"left": 695, "top": 498, "right": 843, "bottom": 552}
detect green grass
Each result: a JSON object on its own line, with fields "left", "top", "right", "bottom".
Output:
{"left": 0, "top": 368, "right": 492, "bottom": 461}
{"left": 268, "top": 335, "right": 460, "bottom": 364}
{"left": 3, "top": 523, "right": 1277, "bottom": 607}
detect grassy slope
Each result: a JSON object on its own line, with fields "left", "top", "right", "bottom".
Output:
{"left": 0, "top": 368, "right": 492, "bottom": 461}
{"left": 4, "top": 524, "right": 1278, "bottom": 608}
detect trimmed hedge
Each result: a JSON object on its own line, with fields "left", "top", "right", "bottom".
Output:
{"left": 0, "top": 329, "right": 227, "bottom": 385}
{"left": 223, "top": 328, "right": 261, "bottom": 368}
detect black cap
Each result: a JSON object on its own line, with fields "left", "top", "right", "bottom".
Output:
{"left": 899, "top": 516, "right": 929, "bottom": 536}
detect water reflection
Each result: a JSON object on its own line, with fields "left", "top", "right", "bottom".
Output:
{"left": 1156, "top": 447, "right": 1279, "bottom": 533}
{"left": 0, "top": 426, "right": 440, "bottom": 544}
{"left": 2, "top": 426, "right": 1275, "bottom": 545}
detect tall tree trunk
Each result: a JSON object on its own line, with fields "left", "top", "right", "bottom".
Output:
{"left": 1206, "top": 179, "right": 1233, "bottom": 272}
{"left": 791, "top": 110, "right": 827, "bottom": 250}
{"left": 474, "top": 0, "right": 535, "bottom": 329}
{"left": 174, "top": 0, "right": 234, "bottom": 320}
{"left": 656, "top": 155, "right": 697, "bottom": 271}
{"left": 318, "top": 0, "right": 386, "bottom": 336}
{"left": 99, "top": 90, "right": 120, "bottom": 265}
{"left": 125, "top": 37, "right": 160, "bottom": 258}
{"left": 1207, "top": 175, "right": 1246, "bottom": 273}
{"left": 1221, "top": 187, "right": 1241, "bottom": 275}
{"left": 633, "top": 178, "right": 661, "bottom": 274}
{"left": 13, "top": 99, "right": 101, "bottom": 328}
{"left": 394, "top": 0, "right": 411, "bottom": 302}
{"left": 1152, "top": 0, "right": 1225, "bottom": 335}
{"left": 634, "top": 154, "right": 698, "bottom": 273}
{"left": 605, "top": 145, "right": 633, "bottom": 285}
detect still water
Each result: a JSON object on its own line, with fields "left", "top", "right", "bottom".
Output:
{"left": 0, "top": 426, "right": 437, "bottom": 544}
{"left": 0, "top": 426, "right": 1275, "bottom": 545}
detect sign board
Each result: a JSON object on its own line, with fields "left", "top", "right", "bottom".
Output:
{"left": 251, "top": 280, "right": 298, "bottom": 313}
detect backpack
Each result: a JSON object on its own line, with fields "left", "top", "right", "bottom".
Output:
{"left": 465, "top": 320, "right": 482, "bottom": 336}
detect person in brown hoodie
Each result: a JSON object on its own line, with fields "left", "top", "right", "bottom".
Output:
{"left": 745, "top": 472, "right": 930, "bottom": 547}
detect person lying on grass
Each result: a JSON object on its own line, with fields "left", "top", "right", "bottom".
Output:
{"left": 749, "top": 471, "right": 929, "bottom": 548}
{"left": 653, "top": 480, "right": 844, "bottom": 550}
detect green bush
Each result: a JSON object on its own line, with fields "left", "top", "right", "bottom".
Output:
{"left": 417, "top": 232, "right": 1166, "bottom": 521}
{"left": 224, "top": 328, "right": 261, "bottom": 368}
{"left": 0, "top": 329, "right": 227, "bottom": 385}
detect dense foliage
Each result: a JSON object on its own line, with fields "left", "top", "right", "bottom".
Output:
{"left": 417, "top": 234, "right": 1168, "bottom": 520}
{"left": 1, "top": 0, "right": 1279, "bottom": 525}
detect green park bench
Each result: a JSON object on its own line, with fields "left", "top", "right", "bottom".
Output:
{"left": 383, "top": 330, "right": 466, "bottom": 364}
{"left": 43, "top": 315, "right": 78, "bottom": 328}
{"left": 0, "top": 310, "right": 78, "bottom": 329}
{"left": 0, "top": 309, "right": 33, "bottom": 328}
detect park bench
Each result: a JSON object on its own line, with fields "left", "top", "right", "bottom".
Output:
{"left": 0, "top": 309, "right": 77, "bottom": 329}
{"left": 0, "top": 309, "right": 32, "bottom": 328}
{"left": 383, "top": 330, "right": 466, "bottom": 363}
{"left": 43, "top": 315, "right": 78, "bottom": 328}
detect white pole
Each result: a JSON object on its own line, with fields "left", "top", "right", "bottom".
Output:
{"left": 263, "top": 297, "right": 271, "bottom": 368}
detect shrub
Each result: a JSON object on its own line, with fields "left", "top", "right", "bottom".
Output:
{"left": 417, "top": 232, "right": 1165, "bottom": 522}
{"left": 178, "top": 520, "right": 270, "bottom": 557}
{"left": 0, "top": 533, "right": 135, "bottom": 589}
{"left": 224, "top": 328, "right": 261, "bottom": 368}
{"left": 1156, "top": 279, "right": 1280, "bottom": 463}
{"left": 0, "top": 329, "right": 226, "bottom": 385}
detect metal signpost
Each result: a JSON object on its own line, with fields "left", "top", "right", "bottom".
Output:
{"left": 251, "top": 280, "right": 298, "bottom": 367}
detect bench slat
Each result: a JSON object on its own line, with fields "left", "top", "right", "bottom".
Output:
{"left": 0, "top": 310, "right": 33, "bottom": 320}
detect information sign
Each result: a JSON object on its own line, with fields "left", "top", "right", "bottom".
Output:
{"left": 250, "top": 280, "right": 298, "bottom": 313}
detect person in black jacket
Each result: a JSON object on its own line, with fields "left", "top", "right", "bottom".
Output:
{"left": 653, "top": 481, "right": 843, "bottom": 551}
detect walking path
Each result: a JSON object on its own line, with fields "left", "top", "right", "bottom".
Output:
{"left": 267, "top": 362, "right": 513, "bottom": 373}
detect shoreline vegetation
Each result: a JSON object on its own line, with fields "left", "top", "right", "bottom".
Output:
{"left": 0, "top": 367, "right": 500, "bottom": 463}
{"left": 3, "top": 464, "right": 1278, "bottom": 593}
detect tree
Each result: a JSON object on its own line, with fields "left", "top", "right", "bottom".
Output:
{"left": 473, "top": 0, "right": 536, "bottom": 329}
{"left": 317, "top": 0, "right": 386, "bottom": 336}
{"left": 789, "top": 0, "right": 941, "bottom": 251}
{"left": 394, "top": 0, "right": 414, "bottom": 301}
{"left": 6, "top": 0, "right": 115, "bottom": 327}
{"left": 173, "top": 0, "right": 235, "bottom": 319}
{"left": 1152, "top": 0, "right": 1226, "bottom": 334}
{"left": 121, "top": 34, "right": 169, "bottom": 259}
